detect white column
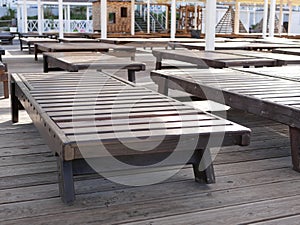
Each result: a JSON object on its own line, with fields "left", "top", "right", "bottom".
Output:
{"left": 170, "top": 0, "right": 176, "bottom": 39}
{"left": 37, "top": 0, "right": 42, "bottom": 34}
{"left": 101, "top": 0, "right": 107, "bottom": 38}
{"left": 234, "top": 2, "right": 240, "bottom": 34}
{"left": 278, "top": 0, "right": 283, "bottom": 34}
{"left": 262, "top": 0, "right": 268, "bottom": 38}
{"left": 252, "top": 4, "right": 256, "bottom": 25}
{"left": 139, "top": 3, "right": 142, "bottom": 17}
{"left": 86, "top": 6, "right": 90, "bottom": 33}
{"left": 165, "top": 5, "right": 169, "bottom": 30}
{"left": 58, "top": 0, "right": 64, "bottom": 38}
{"left": 205, "top": 0, "right": 216, "bottom": 51}
{"left": 23, "top": 0, "right": 28, "bottom": 32}
{"left": 269, "top": 0, "right": 276, "bottom": 38}
{"left": 66, "top": 4, "right": 70, "bottom": 32}
{"left": 131, "top": 0, "right": 135, "bottom": 35}
{"left": 17, "top": 4, "right": 21, "bottom": 32}
{"left": 147, "top": 0, "right": 150, "bottom": 33}
{"left": 288, "top": 1, "right": 292, "bottom": 35}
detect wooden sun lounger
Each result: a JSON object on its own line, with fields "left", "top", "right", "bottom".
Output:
{"left": 34, "top": 42, "right": 136, "bottom": 61}
{"left": 0, "top": 32, "right": 15, "bottom": 45}
{"left": 20, "top": 37, "right": 59, "bottom": 53}
{"left": 0, "top": 62, "right": 7, "bottom": 98}
{"left": 152, "top": 49, "right": 278, "bottom": 70}
{"left": 43, "top": 52, "right": 145, "bottom": 82}
{"left": 58, "top": 38, "right": 100, "bottom": 43}
{"left": 11, "top": 71, "right": 250, "bottom": 204}
{"left": 169, "top": 42, "right": 300, "bottom": 51}
{"left": 216, "top": 50, "right": 300, "bottom": 65}
{"left": 151, "top": 68, "right": 300, "bottom": 172}
{"left": 236, "top": 65, "right": 300, "bottom": 82}
{"left": 272, "top": 48, "right": 300, "bottom": 56}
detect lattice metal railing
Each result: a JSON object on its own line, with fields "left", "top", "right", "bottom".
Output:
{"left": 26, "top": 19, "right": 93, "bottom": 32}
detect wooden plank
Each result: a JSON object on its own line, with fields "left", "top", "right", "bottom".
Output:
{"left": 2, "top": 176, "right": 300, "bottom": 224}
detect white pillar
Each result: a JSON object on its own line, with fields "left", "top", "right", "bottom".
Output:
{"left": 278, "top": 0, "right": 283, "bottom": 34}
{"left": 205, "top": 0, "right": 216, "bottom": 51}
{"left": 262, "top": 0, "right": 268, "bottom": 38}
{"left": 17, "top": 4, "right": 21, "bottom": 32}
{"left": 288, "top": 1, "right": 292, "bottom": 35}
{"left": 269, "top": 0, "right": 276, "bottom": 38}
{"left": 194, "top": 3, "right": 197, "bottom": 29}
{"left": 252, "top": 4, "right": 256, "bottom": 25}
{"left": 234, "top": 2, "right": 240, "bottom": 34}
{"left": 139, "top": 3, "right": 142, "bottom": 17}
{"left": 101, "top": 0, "right": 107, "bottom": 38}
{"left": 37, "top": 0, "right": 42, "bottom": 34}
{"left": 147, "top": 0, "right": 150, "bottom": 33}
{"left": 66, "top": 4, "right": 70, "bottom": 32}
{"left": 170, "top": 0, "right": 176, "bottom": 39}
{"left": 23, "top": 0, "right": 28, "bottom": 32}
{"left": 58, "top": 0, "right": 64, "bottom": 38}
{"left": 131, "top": 0, "right": 135, "bottom": 35}
{"left": 165, "top": 5, "right": 169, "bottom": 30}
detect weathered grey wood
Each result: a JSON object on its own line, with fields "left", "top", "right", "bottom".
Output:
{"left": 289, "top": 127, "right": 300, "bottom": 172}
{"left": 150, "top": 68, "right": 300, "bottom": 171}
{"left": 34, "top": 42, "right": 136, "bottom": 61}
{"left": 273, "top": 48, "right": 300, "bottom": 56}
{"left": 56, "top": 157, "right": 75, "bottom": 205}
{"left": 152, "top": 49, "right": 277, "bottom": 70}
{"left": 42, "top": 52, "right": 145, "bottom": 82}
{"left": 11, "top": 71, "right": 251, "bottom": 204}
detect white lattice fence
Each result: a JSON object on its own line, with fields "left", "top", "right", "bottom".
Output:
{"left": 26, "top": 19, "right": 93, "bottom": 32}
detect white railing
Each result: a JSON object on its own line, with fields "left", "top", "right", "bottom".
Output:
{"left": 25, "top": 19, "right": 93, "bottom": 33}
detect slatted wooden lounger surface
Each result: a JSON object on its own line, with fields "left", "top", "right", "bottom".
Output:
{"left": 11, "top": 71, "right": 250, "bottom": 204}
{"left": 272, "top": 48, "right": 300, "bottom": 56}
{"left": 43, "top": 52, "right": 145, "bottom": 82}
{"left": 151, "top": 68, "right": 300, "bottom": 173}
{"left": 58, "top": 38, "right": 100, "bottom": 43}
{"left": 169, "top": 42, "right": 300, "bottom": 51}
{"left": 217, "top": 50, "right": 300, "bottom": 65}
{"left": 236, "top": 65, "right": 300, "bottom": 82}
{"left": 34, "top": 42, "right": 136, "bottom": 61}
{"left": 152, "top": 49, "right": 278, "bottom": 70}
{"left": 20, "top": 37, "right": 59, "bottom": 53}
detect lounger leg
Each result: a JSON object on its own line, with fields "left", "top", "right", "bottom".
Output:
{"left": 192, "top": 149, "right": 215, "bottom": 184}
{"left": 155, "top": 56, "right": 162, "bottom": 70}
{"left": 127, "top": 70, "right": 136, "bottom": 83}
{"left": 43, "top": 55, "right": 49, "bottom": 73}
{"left": 34, "top": 44, "right": 38, "bottom": 61}
{"left": 57, "top": 157, "right": 75, "bottom": 205}
{"left": 289, "top": 126, "right": 300, "bottom": 172}
{"left": 157, "top": 77, "right": 169, "bottom": 96}
{"left": 11, "top": 80, "right": 19, "bottom": 123}
{"left": 3, "top": 80, "right": 8, "bottom": 98}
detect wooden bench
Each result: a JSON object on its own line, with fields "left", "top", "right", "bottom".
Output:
{"left": 151, "top": 68, "right": 300, "bottom": 172}
{"left": 0, "top": 62, "right": 7, "bottom": 98}
{"left": 34, "top": 42, "right": 136, "bottom": 61}
{"left": 152, "top": 49, "right": 278, "bottom": 70}
{"left": 43, "top": 52, "right": 145, "bottom": 82}
{"left": 11, "top": 71, "right": 250, "bottom": 204}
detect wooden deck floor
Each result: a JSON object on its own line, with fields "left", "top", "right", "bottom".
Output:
{"left": 0, "top": 45, "right": 300, "bottom": 225}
